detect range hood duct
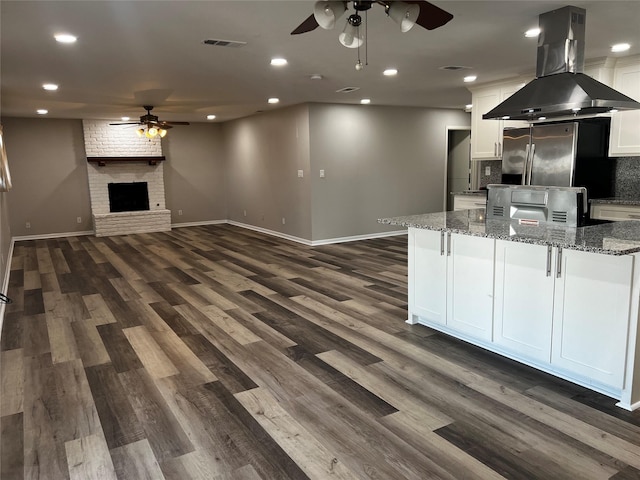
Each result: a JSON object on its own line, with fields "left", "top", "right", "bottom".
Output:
{"left": 483, "top": 5, "right": 640, "bottom": 121}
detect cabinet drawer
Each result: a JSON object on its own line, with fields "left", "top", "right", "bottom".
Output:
{"left": 591, "top": 204, "right": 640, "bottom": 221}
{"left": 453, "top": 195, "right": 487, "bottom": 211}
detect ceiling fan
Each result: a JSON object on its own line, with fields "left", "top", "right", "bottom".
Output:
{"left": 110, "top": 105, "right": 190, "bottom": 138}
{"left": 291, "top": 1, "right": 454, "bottom": 40}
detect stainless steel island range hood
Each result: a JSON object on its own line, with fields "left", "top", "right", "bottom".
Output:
{"left": 483, "top": 5, "right": 640, "bottom": 121}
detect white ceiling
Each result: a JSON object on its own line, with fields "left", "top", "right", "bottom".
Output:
{"left": 2, "top": 1, "right": 639, "bottom": 124}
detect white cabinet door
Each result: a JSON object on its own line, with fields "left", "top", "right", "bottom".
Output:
{"left": 552, "top": 248, "right": 633, "bottom": 389}
{"left": 409, "top": 229, "right": 447, "bottom": 325}
{"left": 471, "top": 88, "right": 502, "bottom": 160}
{"left": 470, "top": 80, "right": 530, "bottom": 160}
{"left": 493, "top": 240, "right": 555, "bottom": 363}
{"left": 609, "top": 60, "right": 640, "bottom": 157}
{"left": 446, "top": 233, "right": 495, "bottom": 341}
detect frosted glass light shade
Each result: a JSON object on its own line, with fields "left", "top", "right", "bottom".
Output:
{"left": 314, "top": 1, "right": 347, "bottom": 30}
{"left": 339, "top": 22, "right": 364, "bottom": 48}
{"left": 387, "top": 2, "right": 419, "bottom": 32}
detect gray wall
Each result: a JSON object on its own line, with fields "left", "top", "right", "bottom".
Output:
{"left": 223, "top": 104, "right": 312, "bottom": 239}
{"left": 163, "top": 123, "right": 227, "bottom": 224}
{"left": 2, "top": 118, "right": 92, "bottom": 237}
{"left": 308, "top": 104, "right": 470, "bottom": 241}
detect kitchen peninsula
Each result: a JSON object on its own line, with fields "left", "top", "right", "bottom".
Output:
{"left": 380, "top": 209, "right": 640, "bottom": 410}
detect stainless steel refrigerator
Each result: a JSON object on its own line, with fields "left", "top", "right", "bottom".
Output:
{"left": 501, "top": 119, "right": 613, "bottom": 199}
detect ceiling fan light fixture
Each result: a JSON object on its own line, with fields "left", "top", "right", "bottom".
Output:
{"left": 159, "top": 128, "right": 168, "bottom": 138}
{"left": 136, "top": 128, "right": 144, "bottom": 137}
{"left": 313, "top": 1, "right": 347, "bottom": 30}
{"left": 339, "top": 17, "right": 364, "bottom": 48}
{"left": 386, "top": 2, "right": 420, "bottom": 32}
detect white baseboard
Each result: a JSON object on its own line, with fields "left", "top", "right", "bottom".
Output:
{"left": 12, "top": 230, "right": 94, "bottom": 242}
{"left": 309, "top": 229, "right": 408, "bottom": 246}
{"left": 226, "top": 221, "right": 313, "bottom": 245}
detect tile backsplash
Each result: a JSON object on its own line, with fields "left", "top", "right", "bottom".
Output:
{"left": 612, "top": 157, "right": 640, "bottom": 199}
{"left": 475, "top": 157, "right": 640, "bottom": 199}
{"left": 478, "top": 159, "right": 502, "bottom": 189}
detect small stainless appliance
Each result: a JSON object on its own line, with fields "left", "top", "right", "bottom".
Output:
{"left": 487, "top": 184, "right": 587, "bottom": 227}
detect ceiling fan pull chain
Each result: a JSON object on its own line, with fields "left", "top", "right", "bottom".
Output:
{"left": 365, "top": 9, "right": 368, "bottom": 66}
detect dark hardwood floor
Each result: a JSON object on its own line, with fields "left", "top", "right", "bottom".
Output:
{"left": 1, "top": 224, "right": 640, "bottom": 479}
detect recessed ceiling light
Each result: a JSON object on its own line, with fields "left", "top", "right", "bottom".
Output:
{"left": 465, "top": 104, "right": 473, "bottom": 109}
{"left": 54, "top": 33, "right": 77, "bottom": 44}
{"left": 37, "top": 109, "right": 48, "bottom": 115}
{"left": 121, "top": 117, "right": 130, "bottom": 121}
{"left": 42, "top": 83, "right": 59, "bottom": 91}
{"left": 268, "top": 98, "right": 280, "bottom": 104}
{"left": 310, "top": 74, "right": 323, "bottom": 80}
{"left": 360, "top": 99, "right": 371, "bottom": 105}
{"left": 271, "top": 57, "right": 288, "bottom": 66}
{"left": 207, "top": 114, "right": 216, "bottom": 120}
{"left": 383, "top": 68, "right": 398, "bottom": 76}
{"left": 525, "top": 28, "right": 541, "bottom": 38}
{"left": 463, "top": 75, "right": 477, "bottom": 83}
{"left": 611, "top": 43, "right": 631, "bottom": 53}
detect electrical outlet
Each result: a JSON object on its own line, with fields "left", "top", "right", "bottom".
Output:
{"left": 243, "top": 209, "right": 247, "bottom": 217}
{"left": 297, "top": 170, "right": 304, "bottom": 178}
{"left": 282, "top": 217, "right": 286, "bottom": 225}
{"left": 25, "top": 222, "right": 31, "bottom": 229}
{"left": 485, "top": 166, "right": 491, "bottom": 176}
{"left": 178, "top": 209, "right": 183, "bottom": 216}
{"left": 77, "top": 216, "right": 82, "bottom": 224}
{"left": 320, "top": 169, "right": 325, "bottom": 178}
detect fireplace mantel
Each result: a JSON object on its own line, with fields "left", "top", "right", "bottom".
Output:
{"left": 87, "top": 156, "right": 165, "bottom": 166}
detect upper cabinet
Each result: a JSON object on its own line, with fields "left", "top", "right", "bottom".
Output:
{"left": 608, "top": 56, "right": 640, "bottom": 157}
{"left": 469, "top": 79, "right": 531, "bottom": 160}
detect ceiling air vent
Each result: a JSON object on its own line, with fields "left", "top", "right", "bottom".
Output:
{"left": 439, "top": 65, "right": 472, "bottom": 71}
{"left": 335, "top": 87, "right": 360, "bottom": 93}
{"left": 203, "top": 39, "right": 247, "bottom": 48}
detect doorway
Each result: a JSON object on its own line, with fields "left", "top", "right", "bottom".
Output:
{"left": 445, "top": 128, "right": 471, "bottom": 211}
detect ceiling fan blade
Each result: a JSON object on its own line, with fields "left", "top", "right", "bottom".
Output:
{"left": 161, "top": 121, "right": 190, "bottom": 126}
{"left": 109, "top": 122, "right": 141, "bottom": 125}
{"left": 291, "top": 13, "right": 319, "bottom": 35}
{"left": 406, "top": 0, "right": 453, "bottom": 30}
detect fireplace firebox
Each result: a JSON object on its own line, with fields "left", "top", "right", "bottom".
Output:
{"left": 108, "top": 182, "right": 149, "bottom": 213}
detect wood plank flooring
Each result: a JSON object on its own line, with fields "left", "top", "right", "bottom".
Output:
{"left": 1, "top": 223, "right": 640, "bottom": 479}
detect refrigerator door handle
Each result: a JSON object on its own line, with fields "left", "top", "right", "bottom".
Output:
{"left": 522, "top": 144, "right": 530, "bottom": 185}
{"left": 526, "top": 143, "right": 536, "bottom": 185}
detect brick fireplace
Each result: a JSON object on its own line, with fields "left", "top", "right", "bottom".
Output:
{"left": 82, "top": 120, "right": 171, "bottom": 237}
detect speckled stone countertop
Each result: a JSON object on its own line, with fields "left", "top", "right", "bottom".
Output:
{"left": 450, "top": 190, "right": 487, "bottom": 196}
{"left": 379, "top": 209, "right": 640, "bottom": 255}
{"left": 590, "top": 197, "right": 640, "bottom": 206}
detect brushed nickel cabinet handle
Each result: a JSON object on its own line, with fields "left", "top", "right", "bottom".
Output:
{"left": 556, "top": 247, "right": 563, "bottom": 278}
{"left": 447, "top": 232, "right": 452, "bottom": 256}
{"left": 546, "top": 245, "right": 552, "bottom": 277}
{"left": 440, "top": 230, "right": 445, "bottom": 256}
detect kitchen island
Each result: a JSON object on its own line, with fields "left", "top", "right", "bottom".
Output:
{"left": 380, "top": 209, "right": 640, "bottom": 410}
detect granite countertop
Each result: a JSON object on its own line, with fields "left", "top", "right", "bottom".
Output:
{"left": 379, "top": 209, "right": 640, "bottom": 255}
{"left": 450, "top": 190, "right": 487, "bottom": 196}
{"left": 590, "top": 197, "right": 640, "bottom": 206}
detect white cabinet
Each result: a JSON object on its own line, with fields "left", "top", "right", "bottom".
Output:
{"left": 591, "top": 203, "right": 640, "bottom": 221}
{"left": 409, "top": 229, "right": 447, "bottom": 326}
{"left": 446, "top": 233, "right": 495, "bottom": 341}
{"left": 552, "top": 248, "right": 633, "bottom": 389}
{"left": 409, "top": 228, "right": 495, "bottom": 340}
{"left": 609, "top": 58, "right": 640, "bottom": 157}
{"left": 469, "top": 80, "right": 530, "bottom": 160}
{"left": 453, "top": 194, "right": 486, "bottom": 211}
{"left": 493, "top": 241, "right": 555, "bottom": 363}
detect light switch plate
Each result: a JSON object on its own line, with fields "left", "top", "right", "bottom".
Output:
{"left": 297, "top": 170, "right": 304, "bottom": 178}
